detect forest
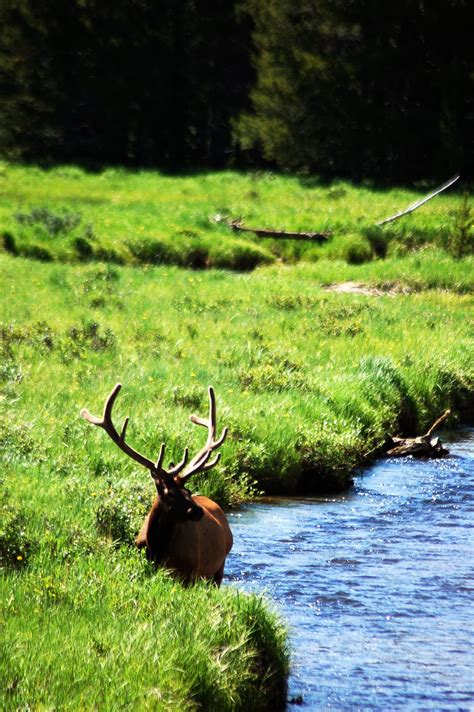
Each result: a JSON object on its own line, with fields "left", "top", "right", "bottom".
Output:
{"left": 1, "top": 0, "right": 472, "bottom": 181}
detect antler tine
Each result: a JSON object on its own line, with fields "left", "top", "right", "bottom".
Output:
{"left": 120, "top": 417, "right": 130, "bottom": 440}
{"left": 179, "top": 386, "right": 228, "bottom": 484}
{"left": 80, "top": 383, "right": 121, "bottom": 427}
{"left": 200, "top": 452, "right": 221, "bottom": 472}
{"left": 155, "top": 443, "right": 166, "bottom": 472}
{"left": 81, "top": 383, "right": 228, "bottom": 485}
{"left": 189, "top": 386, "right": 227, "bottom": 445}
{"left": 167, "top": 447, "right": 190, "bottom": 476}
{"left": 103, "top": 383, "right": 122, "bottom": 424}
{"left": 81, "top": 383, "right": 159, "bottom": 474}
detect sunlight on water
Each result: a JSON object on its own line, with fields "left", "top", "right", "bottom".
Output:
{"left": 226, "top": 432, "right": 474, "bottom": 710}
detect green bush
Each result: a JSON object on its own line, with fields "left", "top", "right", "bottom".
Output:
{"left": 65, "top": 320, "right": 116, "bottom": 352}
{"left": 169, "top": 384, "right": 205, "bottom": 410}
{"left": 448, "top": 193, "right": 474, "bottom": 259}
{"left": 0, "top": 358, "right": 23, "bottom": 384}
{"left": 0, "top": 417, "right": 39, "bottom": 465}
{"left": 15, "top": 207, "right": 82, "bottom": 236}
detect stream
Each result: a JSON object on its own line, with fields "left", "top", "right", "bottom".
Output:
{"left": 226, "top": 432, "right": 474, "bottom": 710}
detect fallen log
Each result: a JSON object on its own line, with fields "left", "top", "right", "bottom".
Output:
{"left": 228, "top": 219, "right": 330, "bottom": 242}
{"left": 376, "top": 175, "right": 460, "bottom": 226}
{"left": 385, "top": 409, "right": 451, "bottom": 458}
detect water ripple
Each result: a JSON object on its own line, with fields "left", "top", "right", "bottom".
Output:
{"left": 226, "top": 431, "right": 474, "bottom": 710}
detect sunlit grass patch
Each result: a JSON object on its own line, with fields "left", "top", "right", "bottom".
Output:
{"left": 0, "top": 166, "right": 472, "bottom": 709}
{"left": 1, "top": 551, "right": 288, "bottom": 710}
{"left": 0, "top": 164, "right": 471, "bottom": 269}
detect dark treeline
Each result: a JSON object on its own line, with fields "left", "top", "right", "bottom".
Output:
{"left": 0, "top": 0, "right": 472, "bottom": 181}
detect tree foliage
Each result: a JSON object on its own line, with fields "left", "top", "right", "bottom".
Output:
{"left": 0, "top": 0, "right": 252, "bottom": 168}
{"left": 238, "top": 0, "right": 474, "bottom": 180}
{"left": 0, "top": 0, "right": 472, "bottom": 180}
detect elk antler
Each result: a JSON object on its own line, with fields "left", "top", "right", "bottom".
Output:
{"left": 80, "top": 384, "right": 227, "bottom": 483}
{"left": 80, "top": 383, "right": 188, "bottom": 478}
{"left": 178, "top": 386, "right": 228, "bottom": 483}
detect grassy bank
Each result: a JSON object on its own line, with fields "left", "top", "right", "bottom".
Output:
{"left": 0, "top": 163, "right": 472, "bottom": 269}
{"left": 1, "top": 166, "right": 473, "bottom": 709}
{"left": 1, "top": 549, "right": 287, "bottom": 710}
{"left": 1, "top": 253, "right": 473, "bottom": 504}
{"left": 1, "top": 252, "right": 296, "bottom": 707}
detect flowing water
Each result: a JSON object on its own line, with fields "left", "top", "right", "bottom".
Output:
{"left": 226, "top": 432, "right": 474, "bottom": 710}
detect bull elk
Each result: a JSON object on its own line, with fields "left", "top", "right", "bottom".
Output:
{"left": 81, "top": 384, "right": 232, "bottom": 586}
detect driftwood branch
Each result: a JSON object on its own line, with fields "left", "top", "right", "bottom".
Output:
{"left": 376, "top": 175, "right": 460, "bottom": 226}
{"left": 386, "top": 409, "right": 451, "bottom": 458}
{"left": 228, "top": 219, "right": 330, "bottom": 242}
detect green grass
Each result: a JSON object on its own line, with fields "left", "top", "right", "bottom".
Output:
{"left": 1, "top": 252, "right": 473, "bottom": 502}
{"left": 0, "top": 163, "right": 472, "bottom": 268}
{"left": 1, "top": 550, "right": 288, "bottom": 710}
{"left": 1, "top": 165, "right": 473, "bottom": 709}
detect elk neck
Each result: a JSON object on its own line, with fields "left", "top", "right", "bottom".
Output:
{"left": 145, "top": 497, "right": 180, "bottom": 565}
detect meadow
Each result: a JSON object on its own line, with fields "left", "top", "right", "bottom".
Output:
{"left": 1, "top": 163, "right": 472, "bottom": 269}
{"left": 0, "top": 164, "right": 473, "bottom": 709}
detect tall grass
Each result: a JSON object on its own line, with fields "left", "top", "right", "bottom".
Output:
{"left": 1, "top": 166, "right": 473, "bottom": 708}
{"left": 1, "top": 549, "right": 288, "bottom": 710}
{"left": 1, "top": 253, "right": 472, "bottom": 503}
{"left": 0, "top": 163, "right": 471, "bottom": 269}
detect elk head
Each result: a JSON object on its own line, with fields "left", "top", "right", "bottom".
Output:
{"left": 80, "top": 383, "right": 228, "bottom": 523}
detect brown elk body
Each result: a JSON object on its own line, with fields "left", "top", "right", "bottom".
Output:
{"left": 81, "top": 384, "right": 232, "bottom": 586}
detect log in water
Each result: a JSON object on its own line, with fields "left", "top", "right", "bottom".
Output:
{"left": 226, "top": 432, "right": 474, "bottom": 710}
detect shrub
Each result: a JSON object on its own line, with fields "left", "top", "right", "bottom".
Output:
{"left": 448, "top": 193, "right": 474, "bottom": 259}
{"left": 239, "top": 361, "right": 305, "bottom": 392}
{"left": 169, "top": 384, "right": 205, "bottom": 410}
{"left": 194, "top": 466, "right": 260, "bottom": 508}
{"left": 15, "top": 207, "right": 82, "bottom": 236}
{"left": 239, "top": 348, "right": 305, "bottom": 392}
{"left": 66, "top": 321, "right": 116, "bottom": 352}
{"left": 95, "top": 482, "right": 149, "bottom": 545}
{"left": 0, "top": 359, "right": 23, "bottom": 384}
{"left": 0, "top": 417, "right": 39, "bottom": 464}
